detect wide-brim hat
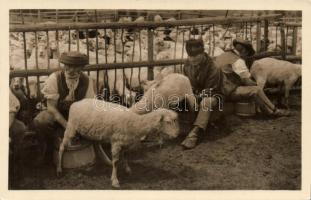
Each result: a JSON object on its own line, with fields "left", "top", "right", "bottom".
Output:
{"left": 185, "top": 39, "right": 205, "bottom": 57}
{"left": 59, "top": 51, "right": 89, "bottom": 66}
{"left": 233, "top": 38, "right": 255, "bottom": 56}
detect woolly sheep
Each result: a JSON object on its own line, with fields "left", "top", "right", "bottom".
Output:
{"left": 250, "top": 57, "right": 301, "bottom": 108}
{"left": 57, "top": 99, "right": 179, "bottom": 188}
{"left": 130, "top": 73, "right": 196, "bottom": 114}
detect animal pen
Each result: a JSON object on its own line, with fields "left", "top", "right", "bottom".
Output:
{"left": 9, "top": 10, "right": 302, "bottom": 104}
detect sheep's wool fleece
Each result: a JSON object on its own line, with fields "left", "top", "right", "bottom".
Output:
{"left": 68, "top": 99, "right": 131, "bottom": 141}
{"left": 250, "top": 58, "right": 301, "bottom": 85}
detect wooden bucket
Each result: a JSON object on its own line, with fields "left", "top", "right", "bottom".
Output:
{"left": 235, "top": 101, "right": 256, "bottom": 117}
{"left": 53, "top": 137, "right": 96, "bottom": 169}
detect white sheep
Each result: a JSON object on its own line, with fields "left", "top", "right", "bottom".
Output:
{"left": 130, "top": 73, "right": 196, "bottom": 114}
{"left": 250, "top": 57, "right": 301, "bottom": 108}
{"left": 57, "top": 98, "right": 179, "bottom": 188}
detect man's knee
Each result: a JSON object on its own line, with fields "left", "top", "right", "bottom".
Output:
{"left": 33, "top": 111, "right": 55, "bottom": 129}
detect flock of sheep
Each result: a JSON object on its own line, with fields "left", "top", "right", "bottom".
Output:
{"left": 10, "top": 14, "right": 301, "bottom": 103}
{"left": 10, "top": 14, "right": 302, "bottom": 188}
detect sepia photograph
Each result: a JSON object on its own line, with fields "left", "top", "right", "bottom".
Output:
{"left": 2, "top": 1, "right": 310, "bottom": 199}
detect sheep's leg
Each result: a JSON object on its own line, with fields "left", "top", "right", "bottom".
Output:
{"left": 111, "top": 143, "right": 122, "bottom": 188}
{"left": 255, "top": 77, "right": 266, "bottom": 112}
{"left": 284, "top": 81, "right": 294, "bottom": 109}
{"left": 57, "top": 123, "right": 76, "bottom": 177}
{"left": 123, "top": 151, "right": 132, "bottom": 174}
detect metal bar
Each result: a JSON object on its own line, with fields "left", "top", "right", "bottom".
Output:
{"left": 280, "top": 25, "right": 286, "bottom": 60}
{"left": 56, "top": 9, "right": 59, "bottom": 23}
{"left": 10, "top": 59, "right": 187, "bottom": 77}
{"left": 212, "top": 24, "right": 215, "bottom": 57}
{"left": 245, "top": 22, "right": 248, "bottom": 40}
{"left": 263, "top": 19, "right": 269, "bottom": 51}
{"left": 121, "top": 28, "right": 125, "bottom": 98}
{"left": 250, "top": 23, "right": 253, "bottom": 42}
{"left": 46, "top": 31, "right": 50, "bottom": 69}
{"left": 138, "top": 29, "right": 142, "bottom": 85}
{"left": 285, "top": 26, "right": 289, "bottom": 54}
{"left": 10, "top": 14, "right": 283, "bottom": 32}
{"left": 56, "top": 29, "right": 60, "bottom": 68}
{"left": 104, "top": 28, "right": 108, "bottom": 89}
{"left": 128, "top": 29, "right": 136, "bottom": 100}
{"left": 241, "top": 22, "right": 244, "bottom": 39}
{"left": 20, "top": 10, "right": 30, "bottom": 98}
{"left": 256, "top": 21, "right": 261, "bottom": 52}
{"left": 113, "top": 29, "right": 117, "bottom": 62}
{"left": 292, "top": 26, "right": 297, "bottom": 55}
{"left": 11, "top": 51, "right": 299, "bottom": 78}
{"left": 208, "top": 28, "right": 211, "bottom": 55}
{"left": 68, "top": 29, "right": 71, "bottom": 51}
{"left": 181, "top": 30, "right": 185, "bottom": 72}
{"left": 76, "top": 18, "right": 80, "bottom": 52}
{"left": 173, "top": 26, "right": 179, "bottom": 72}
{"left": 34, "top": 31, "right": 40, "bottom": 99}
{"left": 275, "top": 25, "right": 278, "bottom": 49}
{"left": 85, "top": 28, "right": 90, "bottom": 75}
{"left": 147, "top": 27, "right": 154, "bottom": 80}
{"left": 95, "top": 10, "right": 99, "bottom": 94}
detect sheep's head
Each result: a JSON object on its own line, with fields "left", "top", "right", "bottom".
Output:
{"left": 10, "top": 77, "right": 24, "bottom": 90}
{"left": 156, "top": 108, "right": 179, "bottom": 139}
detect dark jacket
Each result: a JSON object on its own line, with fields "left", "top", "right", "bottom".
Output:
{"left": 184, "top": 52, "right": 222, "bottom": 96}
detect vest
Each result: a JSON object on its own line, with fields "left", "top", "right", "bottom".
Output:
{"left": 184, "top": 52, "right": 222, "bottom": 96}
{"left": 215, "top": 51, "right": 242, "bottom": 96}
{"left": 56, "top": 70, "right": 89, "bottom": 119}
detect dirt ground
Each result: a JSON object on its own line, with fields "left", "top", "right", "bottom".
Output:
{"left": 10, "top": 94, "right": 301, "bottom": 190}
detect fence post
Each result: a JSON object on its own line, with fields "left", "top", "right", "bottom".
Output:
{"left": 292, "top": 26, "right": 297, "bottom": 55}
{"left": 280, "top": 24, "right": 286, "bottom": 59}
{"left": 256, "top": 21, "right": 261, "bottom": 53}
{"left": 147, "top": 14, "right": 154, "bottom": 80}
{"left": 263, "top": 19, "right": 269, "bottom": 51}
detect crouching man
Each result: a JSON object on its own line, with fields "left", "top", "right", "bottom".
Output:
{"left": 181, "top": 39, "right": 225, "bottom": 149}
{"left": 33, "top": 51, "right": 95, "bottom": 162}
{"left": 181, "top": 38, "right": 290, "bottom": 150}
{"left": 215, "top": 38, "right": 290, "bottom": 117}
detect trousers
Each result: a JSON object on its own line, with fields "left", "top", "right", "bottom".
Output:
{"left": 193, "top": 86, "right": 275, "bottom": 130}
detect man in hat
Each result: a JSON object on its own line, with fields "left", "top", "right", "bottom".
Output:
{"left": 215, "top": 38, "right": 290, "bottom": 116}
{"left": 181, "top": 38, "right": 224, "bottom": 149}
{"left": 181, "top": 38, "right": 290, "bottom": 149}
{"left": 33, "top": 51, "right": 95, "bottom": 161}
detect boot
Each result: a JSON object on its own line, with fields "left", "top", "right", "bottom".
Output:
{"left": 271, "top": 108, "right": 291, "bottom": 117}
{"left": 181, "top": 126, "right": 204, "bottom": 150}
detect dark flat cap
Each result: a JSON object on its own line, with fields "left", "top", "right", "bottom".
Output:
{"left": 59, "top": 51, "right": 89, "bottom": 66}
{"left": 185, "top": 39, "right": 205, "bottom": 57}
{"left": 233, "top": 38, "right": 255, "bottom": 56}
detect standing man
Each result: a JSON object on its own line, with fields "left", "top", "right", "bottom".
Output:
{"left": 33, "top": 51, "right": 95, "bottom": 162}
{"left": 181, "top": 38, "right": 289, "bottom": 150}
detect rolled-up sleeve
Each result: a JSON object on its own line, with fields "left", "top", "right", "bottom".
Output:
{"left": 41, "top": 73, "right": 60, "bottom": 101}
{"left": 232, "top": 59, "right": 251, "bottom": 79}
